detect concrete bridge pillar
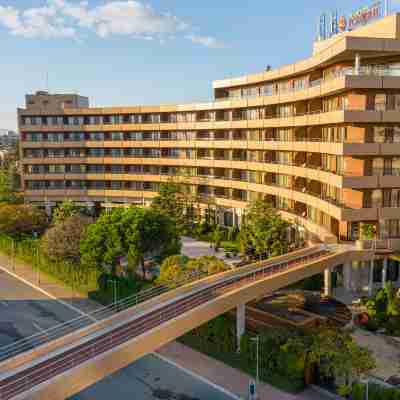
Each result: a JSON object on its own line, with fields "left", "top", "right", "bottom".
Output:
{"left": 324, "top": 267, "right": 332, "bottom": 297}
{"left": 236, "top": 303, "right": 246, "bottom": 352}
{"left": 382, "top": 258, "right": 388, "bottom": 288}
{"left": 343, "top": 263, "right": 352, "bottom": 291}
{"left": 368, "top": 260, "right": 374, "bottom": 296}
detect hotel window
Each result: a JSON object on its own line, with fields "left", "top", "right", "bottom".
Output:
{"left": 110, "top": 181, "right": 122, "bottom": 190}
{"left": 89, "top": 116, "right": 101, "bottom": 125}
{"left": 69, "top": 132, "right": 85, "bottom": 141}
{"left": 48, "top": 180, "right": 65, "bottom": 189}
{"left": 388, "top": 259, "right": 400, "bottom": 281}
{"left": 27, "top": 181, "right": 46, "bottom": 190}
{"left": 383, "top": 189, "right": 392, "bottom": 207}
{"left": 87, "top": 165, "right": 104, "bottom": 173}
{"left": 66, "top": 148, "right": 84, "bottom": 157}
{"left": 47, "top": 149, "right": 64, "bottom": 158}
{"left": 384, "top": 220, "right": 400, "bottom": 238}
{"left": 110, "top": 132, "right": 123, "bottom": 141}
{"left": 48, "top": 165, "right": 65, "bottom": 174}
{"left": 278, "top": 104, "right": 292, "bottom": 118}
{"left": 48, "top": 133, "right": 64, "bottom": 142}
{"left": 68, "top": 164, "right": 86, "bottom": 173}
{"left": 126, "top": 132, "right": 142, "bottom": 141}
{"left": 110, "top": 148, "right": 123, "bottom": 157}
{"left": 121, "top": 114, "right": 132, "bottom": 124}
{"left": 89, "top": 132, "right": 104, "bottom": 141}
{"left": 88, "top": 148, "right": 104, "bottom": 157}
{"left": 110, "top": 165, "right": 123, "bottom": 174}
{"left": 89, "top": 181, "right": 105, "bottom": 189}
{"left": 67, "top": 180, "right": 86, "bottom": 189}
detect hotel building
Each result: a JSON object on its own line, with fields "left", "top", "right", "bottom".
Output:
{"left": 18, "top": 14, "right": 400, "bottom": 261}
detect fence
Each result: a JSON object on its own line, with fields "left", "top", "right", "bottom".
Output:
{"left": 0, "top": 234, "right": 101, "bottom": 295}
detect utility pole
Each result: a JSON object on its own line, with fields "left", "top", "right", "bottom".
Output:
{"left": 249, "top": 335, "right": 260, "bottom": 400}
{"left": 109, "top": 279, "right": 118, "bottom": 306}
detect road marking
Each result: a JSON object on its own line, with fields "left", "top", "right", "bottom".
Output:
{"left": 153, "top": 352, "right": 243, "bottom": 400}
{"left": 32, "top": 322, "right": 46, "bottom": 334}
{"left": 0, "top": 265, "right": 96, "bottom": 322}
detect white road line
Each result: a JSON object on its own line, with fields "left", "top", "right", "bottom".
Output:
{"left": 32, "top": 322, "right": 46, "bottom": 334}
{"left": 153, "top": 352, "right": 243, "bottom": 400}
{"left": 0, "top": 265, "right": 96, "bottom": 322}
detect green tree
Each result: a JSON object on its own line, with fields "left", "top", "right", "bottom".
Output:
{"left": 239, "top": 200, "right": 290, "bottom": 258}
{"left": 0, "top": 204, "right": 47, "bottom": 236}
{"left": 157, "top": 255, "right": 189, "bottom": 284}
{"left": 81, "top": 206, "right": 181, "bottom": 278}
{"left": 0, "top": 167, "right": 20, "bottom": 204}
{"left": 52, "top": 200, "right": 80, "bottom": 224}
{"left": 151, "top": 182, "right": 192, "bottom": 234}
{"left": 187, "top": 256, "right": 228, "bottom": 275}
{"left": 41, "top": 214, "right": 92, "bottom": 263}
{"left": 306, "top": 328, "right": 376, "bottom": 383}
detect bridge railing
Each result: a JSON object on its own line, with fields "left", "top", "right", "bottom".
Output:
{"left": 0, "top": 246, "right": 335, "bottom": 400}
{"left": 0, "top": 268, "right": 208, "bottom": 363}
{"left": 0, "top": 245, "right": 330, "bottom": 365}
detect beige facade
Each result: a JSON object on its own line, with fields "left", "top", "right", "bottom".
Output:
{"left": 18, "top": 14, "right": 400, "bottom": 245}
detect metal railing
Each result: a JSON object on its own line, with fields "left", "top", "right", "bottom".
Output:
{"left": 0, "top": 269, "right": 208, "bottom": 363}
{"left": 0, "top": 246, "right": 334, "bottom": 400}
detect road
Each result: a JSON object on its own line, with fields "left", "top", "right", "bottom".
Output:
{"left": 0, "top": 270, "right": 237, "bottom": 400}
{"left": 0, "top": 269, "right": 80, "bottom": 348}
{"left": 69, "top": 354, "right": 236, "bottom": 400}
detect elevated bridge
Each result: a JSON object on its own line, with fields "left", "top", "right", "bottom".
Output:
{"left": 0, "top": 245, "right": 374, "bottom": 400}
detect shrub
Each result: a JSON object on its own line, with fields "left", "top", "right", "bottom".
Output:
{"left": 0, "top": 204, "right": 47, "bottom": 236}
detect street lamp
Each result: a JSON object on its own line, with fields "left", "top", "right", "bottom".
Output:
{"left": 108, "top": 279, "right": 118, "bottom": 306}
{"left": 249, "top": 335, "right": 260, "bottom": 400}
{"left": 360, "top": 377, "right": 369, "bottom": 400}
{"left": 11, "top": 239, "right": 15, "bottom": 272}
{"left": 35, "top": 246, "right": 40, "bottom": 285}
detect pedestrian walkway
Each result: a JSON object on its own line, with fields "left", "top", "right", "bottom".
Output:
{"left": 0, "top": 252, "right": 100, "bottom": 314}
{"left": 157, "top": 342, "right": 332, "bottom": 400}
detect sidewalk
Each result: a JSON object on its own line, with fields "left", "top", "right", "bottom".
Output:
{"left": 0, "top": 252, "right": 100, "bottom": 314}
{"left": 157, "top": 341, "right": 331, "bottom": 400}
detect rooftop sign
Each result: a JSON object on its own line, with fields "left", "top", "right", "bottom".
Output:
{"left": 318, "top": 1, "right": 388, "bottom": 41}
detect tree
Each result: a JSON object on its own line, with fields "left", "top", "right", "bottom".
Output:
{"left": 151, "top": 182, "right": 193, "bottom": 234}
{"left": 0, "top": 204, "right": 47, "bottom": 236}
{"left": 187, "top": 256, "right": 228, "bottom": 275}
{"left": 305, "top": 328, "right": 376, "bottom": 383}
{"left": 81, "top": 206, "right": 181, "bottom": 278}
{"left": 41, "top": 214, "right": 92, "bottom": 263}
{"left": 52, "top": 200, "right": 80, "bottom": 224}
{"left": 239, "top": 200, "right": 290, "bottom": 258}
{"left": 157, "top": 255, "right": 189, "bottom": 284}
{"left": 212, "top": 225, "right": 225, "bottom": 250}
{"left": 0, "top": 167, "right": 20, "bottom": 204}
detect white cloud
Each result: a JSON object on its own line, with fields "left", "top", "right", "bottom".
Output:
{"left": 186, "top": 34, "right": 224, "bottom": 49}
{"left": 0, "top": 0, "right": 222, "bottom": 47}
{"left": 0, "top": 3, "right": 75, "bottom": 38}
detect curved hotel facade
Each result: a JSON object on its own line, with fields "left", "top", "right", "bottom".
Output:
{"left": 19, "top": 13, "right": 400, "bottom": 250}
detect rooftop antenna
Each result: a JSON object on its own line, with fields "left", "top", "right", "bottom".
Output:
{"left": 385, "top": 0, "right": 390, "bottom": 16}
{"left": 45, "top": 72, "right": 49, "bottom": 93}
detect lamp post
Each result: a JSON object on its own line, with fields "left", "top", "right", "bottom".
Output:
{"left": 11, "top": 239, "right": 15, "bottom": 272}
{"left": 249, "top": 335, "right": 260, "bottom": 400}
{"left": 360, "top": 377, "right": 369, "bottom": 400}
{"left": 35, "top": 246, "right": 40, "bottom": 285}
{"left": 108, "top": 279, "right": 118, "bottom": 306}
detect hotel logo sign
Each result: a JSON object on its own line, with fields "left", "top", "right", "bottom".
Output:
{"left": 348, "top": 2, "right": 381, "bottom": 30}
{"left": 318, "top": 1, "right": 385, "bottom": 41}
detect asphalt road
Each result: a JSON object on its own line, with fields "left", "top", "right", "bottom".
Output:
{"left": 0, "top": 269, "right": 80, "bottom": 348}
{"left": 0, "top": 270, "right": 236, "bottom": 400}
{"left": 69, "top": 354, "right": 236, "bottom": 400}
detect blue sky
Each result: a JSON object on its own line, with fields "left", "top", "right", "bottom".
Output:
{"left": 0, "top": 0, "right": 398, "bottom": 130}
